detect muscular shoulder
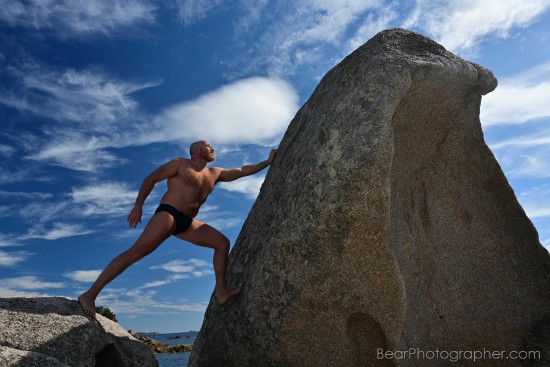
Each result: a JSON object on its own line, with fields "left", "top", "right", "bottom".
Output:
{"left": 209, "top": 167, "right": 224, "bottom": 181}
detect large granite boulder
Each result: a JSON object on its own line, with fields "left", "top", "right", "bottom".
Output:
{"left": 0, "top": 297, "right": 158, "bottom": 367}
{"left": 189, "top": 28, "right": 550, "bottom": 367}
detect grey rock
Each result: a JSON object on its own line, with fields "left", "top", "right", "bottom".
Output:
{"left": 189, "top": 28, "right": 550, "bottom": 367}
{"left": 0, "top": 297, "right": 158, "bottom": 367}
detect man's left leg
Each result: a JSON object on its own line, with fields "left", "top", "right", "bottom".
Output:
{"left": 175, "top": 219, "right": 241, "bottom": 305}
{"left": 78, "top": 211, "right": 175, "bottom": 317}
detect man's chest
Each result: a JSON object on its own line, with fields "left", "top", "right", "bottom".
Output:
{"left": 177, "top": 167, "right": 217, "bottom": 189}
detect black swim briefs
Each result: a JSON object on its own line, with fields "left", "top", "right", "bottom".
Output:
{"left": 155, "top": 204, "right": 193, "bottom": 235}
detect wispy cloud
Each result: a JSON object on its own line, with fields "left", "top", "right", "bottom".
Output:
{"left": 1, "top": 276, "right": 65, "bottom": 289}
{"left": 491, "top": 147, "right": 550, "bottom": 179}
{"left": 229, "top": 0, "right": 389, "bottom": 77}
{"left": 403, "top": 0, "right": 550, "bottom": 54}
{"left": 489, "top": 129, "right": 550, "bottom": 150}
{"left": 97, "top": 287, "right": 208, "bottom": 314}
{"left": 146, "top": 258, "right": 214, "bottom": 290}
{"left": 518, "top": 184, "right": 550, "bottom": 219}
{"left": 0, "top": 249, "right": 33, "bottom": 267}
{"left": 1, "top": 222, "right": 93, "bottom": 243}
{"left": 174, "top": 0, "right": 223, "bottom": 25}
{"left": 150, "top": 258, "right": 212, "bottom": 274}
{"left": 345, "top": 9, "right": 398, "bottom": 54}
{"left": 0, "top": 62, "right": 161, "bottom": 171}
{"left": 0, "top": 276, "right": 64, "bottom": 297}
{"left": 0, "top": 144, "right": 15, "bottom": 156}
{"left": 0, "top": 0, "right": 157, "bottom": 38}
{"left": 488, "top": 124, "right": 550, "bottom": 179}
{"left": 23, "top": 222, "right": 93, "bottom": 241}
{"left": 0, "top": 182, "right": 140, "bottom": 246}
{"left": 0, "top": 287, "right": 48, "bottom": 297}
{"left": 70, "top": 182, "right": 138, "bottom": 216}
{"left": 138, "top": 274, "right": 190, "bottom": 290}
{"left": 218, "top": 175, "right": 265, "bottom": 199}
{"left": 0, "top": 190, "right": 53, "bottom": 200}
{"left": 0, "top": 65, "right": 159, "bottom": 124}
{"left": 64, "top": 270, "right": 102, "bottom": 282}
{"left": 481, "top": 61, "right": 550, "bottom": 126}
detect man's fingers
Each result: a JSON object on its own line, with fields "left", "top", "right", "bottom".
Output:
{"left": 127, "top": 211, "right": 142, "bottom": 229}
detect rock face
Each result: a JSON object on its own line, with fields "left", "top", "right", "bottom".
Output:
{"left": 189, "top": 28, "right": 550, "bottom": 367}
{"left": 0, "top": 297, "right": 158, "bottom": 367}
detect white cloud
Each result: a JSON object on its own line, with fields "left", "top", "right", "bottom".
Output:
{"left": 524, "top": 206, "right": 550, "bottom": 218}
{"left": 493, "top": 149, "right": 550, "bottom": 179}
{"left": 1, "top": 276, "right": 65, "bottom": 289}
{"left": 0, "top": 249, "right": 33, "bottom": 267}
{"left": 0, "top": 0, "right": 157, "bottom": 38}
{"left": 97, "top": 287, "right": 208, "bottom": 314}
{"left": 27, "top": 135, "right": 125, "bottom": 173}
{"left": 150, "top": 258, "right": 212, "bottom": 275}
{"left": 0, "top": 287, "right": 48, "bottom": 297}
{"left": 70, "top": 182, "right": 138, "bottom": 216}
{"left": 64, "top": 270, "right": 102, "bottom": 282}
{"left": 0, "top": 167, "right": 37, "bottom": 184}
{"left": 345, "top": 9, "right": 397, "bottom": 54}
{"left": 174, "top": 0, "right": 223, "bottom": 25}
{"left": 0, "top": 63, "right": 160, "bottom": 171}
{"left": 16, "top": 201, "right": 71, "bottom": 224}
{"left": 3, "top": 61, "right": 296, "bottom": 172}
{"left": 25, "top": 223, "right": 93, "bottom": 240}
{"left": 154, "top": 77, "right": 299, "bottom": 146}
{"left": 218, "top": 175, "right": 265, "bottom": 199}
{"left": 489, "top": 130, "right": 550, "bottom": 150}
{"left": 0, "top": 144, "right": 15, "bottom": 156}
{"left": 0, "top": 190, "right": 53, "bottom": 200}
{"left": 2, "top": 222, "right": 94, "bottom": 242}
{"left": 138, "top": 274, "right": 190, "bottom": 289}
{"left": 1, "top": 64, "right": 159, "bottom": 125}
{"left": 517, "top": 184, "right": 550, "bottom": 219}
{"left": 481, "top": 61, "right": 550, "bottom": 126}
{"left": 488, "top": 125, "right": 550, "bottom": 179}
{"left": 230, "top": 0, "right": 388, "bottom": 77}
{"left": 403, "top": 0, "right": 550, "bottom": 53}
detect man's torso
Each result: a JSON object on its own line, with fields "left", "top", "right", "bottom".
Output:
{"left": 160, "top": 159, "right": 220, "bottom": 218}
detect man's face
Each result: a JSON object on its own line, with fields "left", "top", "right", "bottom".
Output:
{"left": 200, "top": 141, "right": 216, "bottom": 162}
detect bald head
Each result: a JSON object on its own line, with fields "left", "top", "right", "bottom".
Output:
{"left": 189, "top": 140, "right": 205, "bottom": 157}
{"left": 189, "top": 140, "right": 216, "bottom": 162}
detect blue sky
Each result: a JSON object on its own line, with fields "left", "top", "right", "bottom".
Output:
{"left": 0, "top": 0, "right": 549, "bottom": 333}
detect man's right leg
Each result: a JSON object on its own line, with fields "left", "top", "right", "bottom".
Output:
{"left": 175, "top": 219, "right": 241, "bottom": 306}
{"left": 78, "top": 212, "right": 175, "bottom": 318}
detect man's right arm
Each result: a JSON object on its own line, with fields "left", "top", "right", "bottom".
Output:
{"left": 127, "top": 159, "right": 181, "bottom": 228}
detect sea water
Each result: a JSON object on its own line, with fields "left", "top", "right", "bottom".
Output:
{"left": 140, "top": 331, "right": 197, "bottom": 367}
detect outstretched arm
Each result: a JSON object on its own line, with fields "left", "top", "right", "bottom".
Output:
{"left": 217, "top": 149, "right": 277, "bottom": 183}
{"left": 127, "top": 159, "right": 181, "bottom": 228}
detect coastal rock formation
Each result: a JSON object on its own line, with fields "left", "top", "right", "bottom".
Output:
{"left": 189, "top": 28, "right": 550, "bottom": 367}
{"left": 0, "top": 297, "right": 158, "bottom": 367}
{"left": 128, "top": 331, "right": 193, "bottom": 354}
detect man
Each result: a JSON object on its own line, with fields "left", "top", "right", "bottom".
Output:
{"left": 78, "top": 140, "right": 276, "bottom": 318}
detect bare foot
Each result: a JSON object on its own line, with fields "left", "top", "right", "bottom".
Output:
{"left": 78, "top": 293, "right": 96, "bottom": 318}
{"left": 215, "top": 283, "right": 242, "bottom": 306}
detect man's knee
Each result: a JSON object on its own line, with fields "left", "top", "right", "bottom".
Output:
{"left": 128, "top": 245, "right": 154, "bottom": 263}
{"left": 218, "top": 236, "right": 230, "bottom": 253}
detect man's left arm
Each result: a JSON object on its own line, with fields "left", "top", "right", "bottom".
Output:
{"left": 217, "top": 149, "right": 277, "bottom": 182}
